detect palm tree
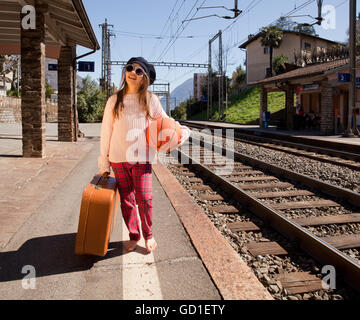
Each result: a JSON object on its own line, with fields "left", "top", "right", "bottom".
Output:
{"left": 260, "top": 26, "right": 283, "bottom": 77}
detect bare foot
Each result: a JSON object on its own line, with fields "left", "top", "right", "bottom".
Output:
{"left": 145, "top": 238, "right": 157, "bottom": 253}
{"left": 126, "top": 240, "right": 138, "bottom": 252}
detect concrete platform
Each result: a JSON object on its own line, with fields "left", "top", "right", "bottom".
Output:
{"left": 0, "top": 123, "right": 222, "bottom": 300}
{"left": 0, "top": 122, "right": 272, "bottom": 300}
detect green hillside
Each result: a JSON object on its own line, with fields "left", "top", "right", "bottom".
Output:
{"left": 190, "top": 86, "right": 286, "bottom": 123}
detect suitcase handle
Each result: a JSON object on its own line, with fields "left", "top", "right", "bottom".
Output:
{"left": 102, "top": 172, "right": 110, "bottom": 178}
{"left": 92, "top": 172, "right": 113, "bottom": 190}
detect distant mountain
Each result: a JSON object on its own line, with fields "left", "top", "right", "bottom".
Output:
{"left": 159, "top": 77, "right": 193, "bottom": 110}
{"left": 45, "top": 58, "right": 84, "bottom": 91}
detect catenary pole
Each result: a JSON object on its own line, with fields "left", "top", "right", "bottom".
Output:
{"left": 344, "top": 0, "right": 356, "bottom": 136}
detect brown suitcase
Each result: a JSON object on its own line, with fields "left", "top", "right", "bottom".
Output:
{"left": 75, "top": 172, "right": 119, "bottom": 256}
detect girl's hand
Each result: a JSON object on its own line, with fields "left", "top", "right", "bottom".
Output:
{"left": 177, "top": 127, "right": 191, "bottom": 147}
{"left": 102, "top": 171, "right": 110, "bottom": 178}
{"left": 178, "top": 134, "right": 187, "bottom": 147}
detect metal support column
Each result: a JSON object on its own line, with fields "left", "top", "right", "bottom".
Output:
{"left": 207, "top": 41, "right": 212, "bottom": 120}
{"left": 344, "top": 0, "right": 356, "bottom": 136}
{"left": 218, "top": 30, "right": 223, "bottom": 119}
{"left": 208, "top": 30, "right": 222, "bottom": 120}
{"left": 99, "top": 19, "right": 114, "bottom": 98}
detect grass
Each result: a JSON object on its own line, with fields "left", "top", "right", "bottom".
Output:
{"left": 189, "top": 86, "right": 286, "bottom": 123}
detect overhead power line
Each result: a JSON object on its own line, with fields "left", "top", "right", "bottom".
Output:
{"left": 229, "top": 0, "right": 317, "bottom": 50}
{"left": 112, "top": 29, "right": 207, "bottom": 39}
{"left": 157, "top": 0, "right": 207, "bottom": 61}
{"left": 150, "top": 0, "right": 186, "bottom": 60}
{"left": 183, "top": 0, "right": 242, "bottom": 22}
{"left": 109, "top": 61, "right": 209, "bottom": 68}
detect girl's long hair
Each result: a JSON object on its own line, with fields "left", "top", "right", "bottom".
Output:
{"left": 112, "top": 69, "right": 155, "bottom": 120}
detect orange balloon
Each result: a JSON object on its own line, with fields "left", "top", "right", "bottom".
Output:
{"left": 146, "top": 117, "right": 182, "bottom": 153}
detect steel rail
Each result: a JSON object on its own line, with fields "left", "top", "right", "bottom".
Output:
{"left": 172, "top": 136, "right": 360, "bottom": 292}
{"left": 179, "top": 120, "right": 360, "bottom": 154}
{"left": 194, "top": 135, "right": 360, "bottom": 208}
{"left": 181, "top": 121, "right": 360, "bottom": 162}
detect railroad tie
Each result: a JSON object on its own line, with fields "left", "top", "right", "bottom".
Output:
{"left": 273, "top": 272, "right": 323, "bottom": 294}
{"left": 226, "top": 221, "right": 261, "bottom": 232}
{"left": 228, "top": 176, "right": 277, "bottom": 182}
{"left": 207, "top": 164, "right": 252, "bottom": 169}
{"left": 178, "top": 166, "right": 192, "bottom": 171}
{"left": 198, "top": 194, "right": 224, "bottom": 201}
{"left": 186, "top": 177, "right": 203, "bottom": 183}
{"left": 252, "top": 190, "right": 314, "bottom": 199}
{"left": 179, "top": 172, "right": 196, "bottom": 177}
{"left": 212, "top": 205, "right": 239, "bottom": 214}
{"left": 292, "top": 213, "right": 360, "bottom": 227}
{"left": 321, "top": 234, "right": 360, "bottom": 250}
{"left": 269, "top": 200, "right": 340, "bottom": 210}
{"left": 245, "top": 241, "right": 288, "bottom": 256}
{"left": 192, "top": 185, "right": 212, "bottom": 191}
{"left": 239, "top": 182, "right": 293, "bottom": 190}
{"left": 217, "top": 170, "right": 263, "bottom": 176}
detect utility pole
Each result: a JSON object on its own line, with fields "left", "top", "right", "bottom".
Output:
{"left": 151, "top": 83, "right": 171, "bottom": 116}
{"left": 99, "top": 19, "right": 115, "bottom": 98}
{"left": 344, "top": 0, "right": 356, "bottom": 136}
{"left": 225, "top": 78, "right": 228, "bottom": 121}
{"left": 208, "top": 41, "right": 212, "bottom": 120}
{"left": 167, "top": 84, "right": 171, "bottom": 116}
{"left": 218, "top": 30, "right": 223, "bottom": 120}
{"left": 208, "top": 30, "right": 223, "bottom": 120}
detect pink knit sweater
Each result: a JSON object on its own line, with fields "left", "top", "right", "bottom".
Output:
{"left": 98, "top": 92, "right": 191, "bottom": 173}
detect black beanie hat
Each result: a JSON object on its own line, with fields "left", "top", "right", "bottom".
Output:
{"left": 126, "top": 57, "right": 156, "bottom": 85}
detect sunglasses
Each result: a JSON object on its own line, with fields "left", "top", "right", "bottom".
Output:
{"left": 125, "top": 64, "right": 145, "bottom": 76}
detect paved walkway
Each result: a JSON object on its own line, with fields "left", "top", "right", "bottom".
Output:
{"left": 0, "top": 123, "right": 221, "bottom": 299}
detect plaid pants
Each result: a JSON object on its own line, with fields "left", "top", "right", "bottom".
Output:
{"left": 110, "top": 162, "right": 153, "bottom": 241}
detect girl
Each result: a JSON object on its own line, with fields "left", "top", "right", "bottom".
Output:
{"left": 98, "top": 57, "right": 190, "bottom": 253}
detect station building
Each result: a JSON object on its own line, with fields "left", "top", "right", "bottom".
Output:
{"left": 239, "top": 30, "right": 342, "bottom": 84}
{"left": 252, "top": 57, "right": 360, "bottom": 135}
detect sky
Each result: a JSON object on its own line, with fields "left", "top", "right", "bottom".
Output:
{"left": 77, "top": 0, "right": 354, "bottom": 97}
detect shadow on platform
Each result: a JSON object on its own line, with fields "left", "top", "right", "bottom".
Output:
{"left": 0, "top": 233, "right": 129, "bottom": 282}
{"left": 0, "top": 154, "right": 23, "bottom": 158}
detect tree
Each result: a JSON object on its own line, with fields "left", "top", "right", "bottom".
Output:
{"left": 45, "top": 80, "right": 54, "bottom": 100}
{"left": 0, "top": 55, "right": 20, "bottom": 91}
{"left": 294, "top": 23, "right": 318, "bottom": 36}
{"left": 0, "top": 55, "right": 10, "bottom": 88}
{"left": 273, "top": 54, "right": 288, "bottom": 75}
{"left": 260, "top": 26, "right": 283, "bottom": 78}
{"left": 77, "top": 75, "right": 107, "bottom": 122}
{"left": 171, "top": 100, "right": 187, "bottom": 120}
{"left": 275, "top": 16, "right": 296, "bottom": 31}
{"left": 231, "top": 65, "right": 246, "bottom": 93}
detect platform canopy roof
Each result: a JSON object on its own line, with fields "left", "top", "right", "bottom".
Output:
{"left": 249, "top": 57, "right": 360, "bottom": 90}
{"left": 0, "top": 0, "right": 100, "bottom": 58}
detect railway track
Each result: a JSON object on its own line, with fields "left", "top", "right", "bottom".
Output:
{"left": 163, "top": 135, "right": 360, "bottom": 299}
{"left": 180, "top": 121, "right": 360, "bottom": 172}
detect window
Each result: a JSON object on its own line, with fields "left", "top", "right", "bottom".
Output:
{"left": 264, "top": 47, "right": 270, "bottom": 54}
{"left": 265, "top": 67, "right": 272, "bottom": 77}
{"left": 304, "top": 42, "right": 311, "bottom": 50}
